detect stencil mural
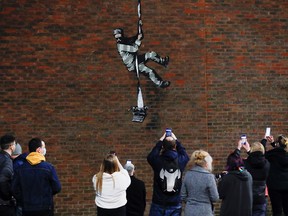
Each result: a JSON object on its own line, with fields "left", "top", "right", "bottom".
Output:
{"left": 113, "top": 0, "right": 170, "bottom": 123}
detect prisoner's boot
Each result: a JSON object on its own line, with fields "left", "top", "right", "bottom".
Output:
{"left": 159, "top": 81, "right": 171, "bottom": 88}
{"left": 160, "top": 56, "right": 170, "bottom": 68}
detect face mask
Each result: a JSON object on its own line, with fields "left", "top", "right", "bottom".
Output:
{"left": 41, "top": 147, "right": 46, "bottom": 156}
{"left": 205, "top": 155, "right": 213, "bottom": 172}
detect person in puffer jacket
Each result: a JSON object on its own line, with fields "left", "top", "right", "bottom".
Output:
{"left": 243, "top": 141, "right": 270, "bottom": 216}
{"left": 12, "top": 138, "right": 61, "bottom": 216}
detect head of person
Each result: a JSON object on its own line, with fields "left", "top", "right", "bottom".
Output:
{"left": 96, "top": 153, "right": 120, "bottom": 194}
{"left": 124, "top": 161, "right": 135, "bottom": 176}
{"left": 226, "top": 152, "right": 244, "bottom": 171}
{"left": 113, "top": 28, "right": 123, "bottom": 39}
{"left": 100, "top": 153, "right": 120, "bottom": 174}
{"left": 189, "top": 150, "right": 213, "bottom": 172}
{"left": 0, "top": 134, "right": 16, "bottom": 154}
{"left": 277, "top": 135, "right": 288, "bottom": 150}
{"left": 250, "top": 142, "right": 265, "bottom": 154}
{"left": 28, "top": 138, "right": 46, "bottom": 156}
{"left": 162, "top": 137, "right": 176, "bottom": 152}
{"left": 11, "top": 143, "right": 22, "bottom": 159}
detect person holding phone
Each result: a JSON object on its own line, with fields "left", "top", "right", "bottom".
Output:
{"left": 147, "top": 129, "right": 189, "bottom": 216}
{"left": 92, "top": 153, "right": 131, "bottom": 216}
{"left": 218, "top": 139, "right": 253, "bottom": 216}
{"left": 242, "top": 141, "right": 270, "bottom": 216}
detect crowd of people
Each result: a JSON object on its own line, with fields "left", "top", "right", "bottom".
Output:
{"left": 0, "top": 134, "right": 61, "bottom": 216}
{"left": 1, "top": 131, "right": 287, "bottom": 216}
{"left": 92, "top": 130, "right": 288, "bottom": 216}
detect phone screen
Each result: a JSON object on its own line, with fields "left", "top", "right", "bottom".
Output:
{"left": 265, "top": 127, "right": 271, "bottom": 137}
{"left": 126, "top": 160, "right": 131, "bottom": 164}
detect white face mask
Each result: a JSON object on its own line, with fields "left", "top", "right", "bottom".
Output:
{"left": 41, "top": 147, "right": 46, "bottom": 156}
{"left": 205, "top": 155, "right": 213, "bottom": 172}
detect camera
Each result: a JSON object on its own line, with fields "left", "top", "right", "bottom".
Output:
{"left": 166, "top": 128, "right": 172, "bottom": 137}
{"left": 215, "top": 172, "right": 227, "bottom": 180}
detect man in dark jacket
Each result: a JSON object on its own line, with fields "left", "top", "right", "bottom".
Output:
{"left": 12, "top": 138, "right": 61, "bottom": 216}
{"left": 147, "top": 130, "right": 189, "bottom": 216}
{"left": 0, "top": 134, "right": 16, "bottom": 216}
{"left": 124, "top": 161, "right": 146, "bottom": 216}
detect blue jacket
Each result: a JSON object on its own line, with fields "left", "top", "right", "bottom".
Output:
{"left": 147, "top": 140, "right": 189, "bottom": 206}
{"left": 12, "top": 152, "right": 61, "bottom": 212}
{"left": 13, "top": 152, "right": 28, "bottom": 171}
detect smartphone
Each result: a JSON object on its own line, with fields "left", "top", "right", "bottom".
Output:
{"left": 109, "top": 151, "right": 116, "bottom": 155}
{"left": 126, "top": 160, "right": 132, "bottom": 164}
{"left": 166, "top": 128, "right": 172, "bottom": 137}
{"left": 241, "top": 134, "right": 247, "bottom": 145}
{"left": 265, "top": 127, "right": 271, "bottom": 137}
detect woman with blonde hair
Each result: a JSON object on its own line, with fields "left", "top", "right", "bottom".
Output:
{"left": 243, "top": 141, "right": 270, "bottom": 216}
{"left": 92, "top": 153, "right": 131, "bottom": 216}
{"left": 181, "top": 150, "right": 219, "bottom": 216}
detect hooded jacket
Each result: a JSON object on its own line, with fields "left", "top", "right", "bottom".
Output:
{"left": 244, "top": 151, "right": 270, "bottom": 205}
{"left": 218, "top": 169, "right": 253, "bottom": 216}
{"left": 147, "top": 140, "right": 189, "bottom": 206}
{"left": 12, "top": 152, "right": 61, "bottom": 212}
{"left": 265, "top": 147, "right": 288, "bottom": 190}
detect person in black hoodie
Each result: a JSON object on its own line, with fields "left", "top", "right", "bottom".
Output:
{"left": 243, "top": 141, "right": 270, "bottom": 216}
{"left": 262, "top": 134, "right": 288, "bottom": 216}
{"left": 218, "top": 140, "right": 253, "bottom": 216}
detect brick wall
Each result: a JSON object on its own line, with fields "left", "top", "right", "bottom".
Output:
{"left": 0, "top": 0, "right": 287, "bottom": 215}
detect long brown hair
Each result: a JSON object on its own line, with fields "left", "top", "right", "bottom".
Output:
{"left": 95, "top": 154, "right": 120, "bottom": 194}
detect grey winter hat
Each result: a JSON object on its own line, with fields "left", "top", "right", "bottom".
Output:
{"left": 124, "top": 162, "right": 135, "bottom": 172}
{"left": 12, "top": 143, "right": 22, "bottom": 156}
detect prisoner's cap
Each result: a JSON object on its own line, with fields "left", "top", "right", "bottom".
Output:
{"left": 12, "top": 143, "right": 22, "bottom": 156}
{"left": 113, "top": 28, "right": 123, "bottom": 36}
{"left": 124, "top": 162, "right": 135, "bottom": 172}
